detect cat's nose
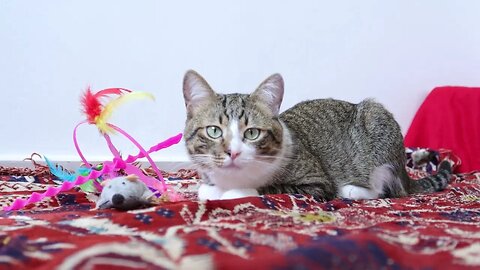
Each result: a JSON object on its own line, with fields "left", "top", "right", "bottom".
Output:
{"left": 226, "top": 150, "right": 241, "bottom": 160}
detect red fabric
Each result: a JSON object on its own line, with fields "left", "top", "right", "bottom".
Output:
{"left": 405, "top": 86, "right": 480, "bottom": 173}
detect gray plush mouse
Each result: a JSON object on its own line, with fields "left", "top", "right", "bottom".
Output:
{"left": 95, "top": 174, "right": 157, "bottom": 210}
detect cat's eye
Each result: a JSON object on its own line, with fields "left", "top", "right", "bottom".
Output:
{"left": 244, "top": 128, "right": 261, "bottom": 140}
{"left": 206, "top": 126, "right": 223, "bottom": 139}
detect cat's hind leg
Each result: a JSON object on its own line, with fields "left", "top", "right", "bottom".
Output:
{"left": 338, "top": 185, "right": 379, "bottom": 199}
{"left": 339, "top": 164, "right": 406, "bottom": 200}
{"left": 368, "top": 164, "right": 407, "bottom": 197}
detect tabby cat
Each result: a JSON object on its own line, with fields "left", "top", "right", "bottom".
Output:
{"left": 182, "top": 70, "right": 451, "bottom": 200}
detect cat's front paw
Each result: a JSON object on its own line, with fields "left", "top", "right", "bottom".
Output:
{"left": 198, "top": 184, "right": 224, "bottom": 200}
{"left": 220, "top": 188, "right": 259, "bottom": 200}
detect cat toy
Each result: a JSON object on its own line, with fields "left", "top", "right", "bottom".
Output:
{"left": 96, "top": 174, "right": 157, "bottom": 210}
{"left": 3, "top": 87, "right": 183, "bottom": 211}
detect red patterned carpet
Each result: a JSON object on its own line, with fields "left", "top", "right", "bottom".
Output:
{"left": 1, "top": 149, "right": 480, "bottom": 270}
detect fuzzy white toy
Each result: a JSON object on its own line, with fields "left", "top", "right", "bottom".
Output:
{"left": 96, "top": 175, "right": 157, "bottom": 210}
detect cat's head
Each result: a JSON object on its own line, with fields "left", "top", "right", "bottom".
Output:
{"left": 182, "top": 70, "right": 290, "bottom": 188}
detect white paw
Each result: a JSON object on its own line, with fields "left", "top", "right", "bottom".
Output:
{"left": 338, "top": 184, "right": 379, "bottom": 200}
{"left": 198, "top": 184, "right": 224, "bottom": 200}
{"left": 220, "top": 188, "right": 259, "bottom": 200}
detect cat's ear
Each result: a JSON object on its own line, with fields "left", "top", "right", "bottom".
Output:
{"left": 183, "top": 70, "right": 215, "bottom": 113}
{"left": 251, "top": 73, "right": 284, "bottom": 115}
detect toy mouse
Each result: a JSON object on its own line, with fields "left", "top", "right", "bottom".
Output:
{"left": 3, "top": 87, "right": 183, "bottom": 212}
{"left": 96, "top": 174, "right": 158, "bottom": 210}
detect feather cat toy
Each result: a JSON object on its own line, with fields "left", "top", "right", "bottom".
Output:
{"left": 3, "top": 87, "right": 183, "bottom": 211}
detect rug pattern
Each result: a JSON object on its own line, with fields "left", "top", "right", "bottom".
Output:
{"left": 1, "top": 148, "right": 479, "bottom": 270}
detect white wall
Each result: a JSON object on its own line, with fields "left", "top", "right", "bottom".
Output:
{"left": 1, "top": 1, "right": 480, "bottom": 163}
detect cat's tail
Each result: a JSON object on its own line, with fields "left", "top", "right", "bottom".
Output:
{"left": 370, "top": 160, "right": 452, "bottom": 197}
{"left": 407, "top": 160, "right": 452, "bottom": 194}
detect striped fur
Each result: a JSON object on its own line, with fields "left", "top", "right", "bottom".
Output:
{"left": 409, "top": 160, "right": 452, "bottom": 193}
{"left": 182, "top": 70, "right": 452, "bottom": 200}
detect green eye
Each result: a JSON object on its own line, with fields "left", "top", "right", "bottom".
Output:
{"left": 206, "top": 126, "right": 223, "bottom": 139}
{"left": 244, "top": 128, "right": 260, "bottom": 140}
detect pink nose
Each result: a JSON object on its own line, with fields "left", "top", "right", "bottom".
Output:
{"left": 228, "top": 151, "right": 241, "bottom": 160}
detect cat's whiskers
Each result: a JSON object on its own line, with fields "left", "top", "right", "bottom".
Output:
{"left": 189, "top": 154, "right": 218, "bottom": 169}
{"left": 253, "top": 154, "right": 293, "bottom": 162}
{"left": 237, "top": 153, "right": 292, "bottom": 172}
{"left": 240, "top": 156, "right": 293, "bottom": 169}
